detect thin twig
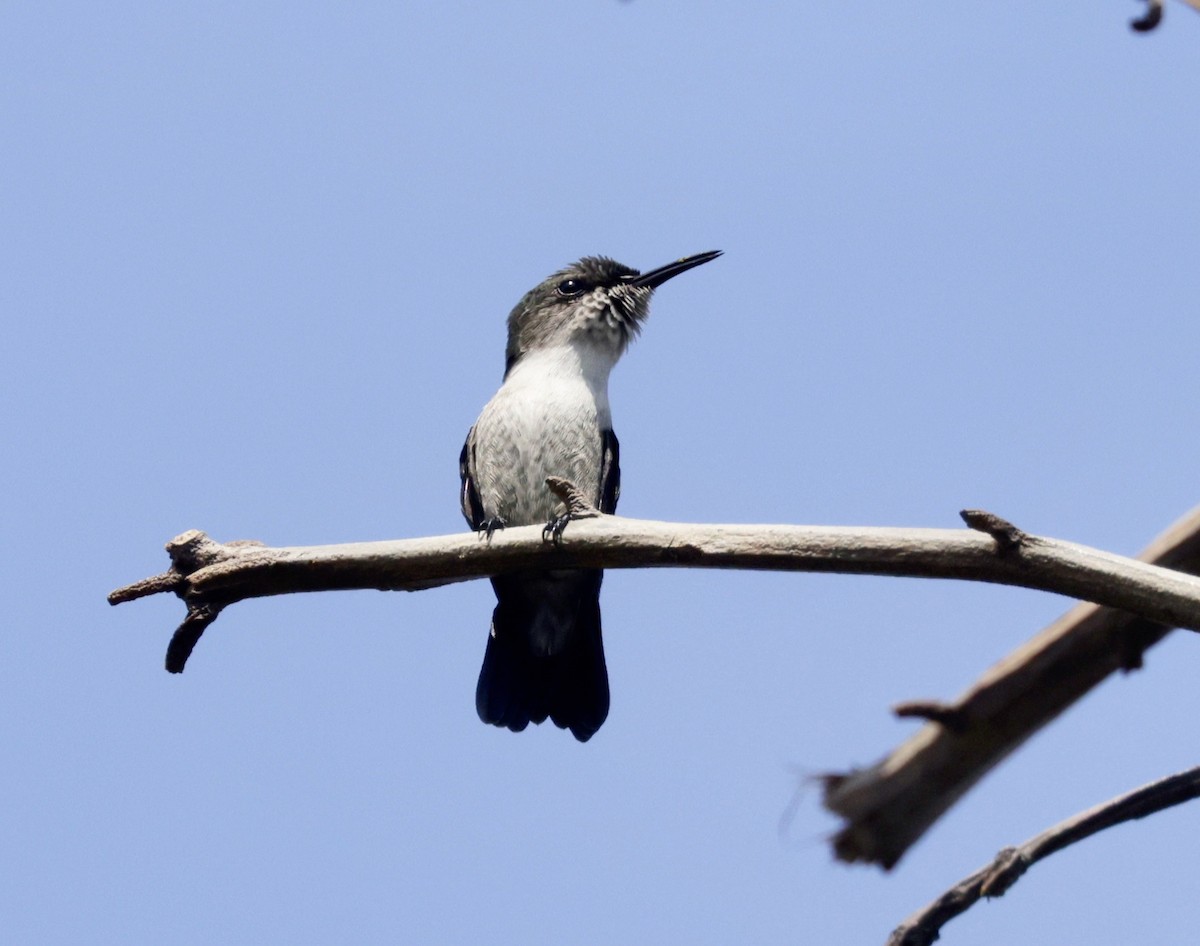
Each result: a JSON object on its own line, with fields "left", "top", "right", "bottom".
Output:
{"left": 887, "top": 765, "right": 1200, "bottom": 946}
{"left": 960, "top": 509, "right": 1026, "bottom": 552}
{"left": 891, "top": 701, "right": 968, "bottom": 733}
{"left": 1131, "top": 0, "right": 1164, "bottom": 30}
{"left": 1130, "top": 0, "right": 1200, "bottom": 31}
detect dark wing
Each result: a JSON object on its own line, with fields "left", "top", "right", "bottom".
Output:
{"left": 459, "top": 429, "right": 486, "bottom": 530}
{"left": 599, "top": 428, "right": 620, "bottom": 515}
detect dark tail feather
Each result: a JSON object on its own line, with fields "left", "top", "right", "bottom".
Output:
{"left": 476, "top": 574, "right": 610, "bottom": 742}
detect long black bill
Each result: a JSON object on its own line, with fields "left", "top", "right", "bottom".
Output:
{"left": 631, "top": 250, "right": 723, "bottom": 289}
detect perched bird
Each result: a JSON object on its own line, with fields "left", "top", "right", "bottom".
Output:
{"left": 459, "top": 250, "right": 722, "bottom": 741}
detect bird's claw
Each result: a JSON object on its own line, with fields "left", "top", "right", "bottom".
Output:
{"left": 542, "top": 513, "right": 573, "bottom": 546}
{"left": 480, "top": 516, "right": 507, "bottom": 540}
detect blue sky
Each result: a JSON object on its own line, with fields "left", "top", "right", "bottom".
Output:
{"left": 4, "top": 2, "right": 1200, "bottom": 943}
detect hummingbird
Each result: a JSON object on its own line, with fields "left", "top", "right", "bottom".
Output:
{"left": 459, "top": 250, "right": 722, "bottom": 741}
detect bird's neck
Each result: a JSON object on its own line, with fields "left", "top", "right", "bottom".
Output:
{"left": 505, "top": 340, "right": 620, "bottom": 395}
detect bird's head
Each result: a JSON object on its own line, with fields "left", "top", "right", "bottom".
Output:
{"left": 503, "top": 250, "right": 721, "bottom": 376}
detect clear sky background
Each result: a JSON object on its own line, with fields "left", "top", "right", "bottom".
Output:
{"left": 4, "top": 2, "right": 1200, "bottom": 943}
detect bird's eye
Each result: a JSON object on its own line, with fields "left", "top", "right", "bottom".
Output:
{"left": 556, "top": 278, "right": 588, "bottom": 298}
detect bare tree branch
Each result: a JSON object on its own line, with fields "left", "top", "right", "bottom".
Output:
{"left": 1132, "top": 0, "right": 1166, "bottom": 30}
{"left": 111, "top": 501, "right": 1200, "bottom": 675}
{"left": 886, "top": 764, "right": 1200, "bottom": 946}
{"left": 823, "top": 505, "right": 1200, "bottom": 869}
{"left": 1130, "top": 0, "right": 1200, "bottom": 31}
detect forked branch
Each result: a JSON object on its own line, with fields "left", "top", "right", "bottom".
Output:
{"left": 822, "top": 505, "right": 1200, "bottom": 869}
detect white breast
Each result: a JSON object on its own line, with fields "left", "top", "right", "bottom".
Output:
{"left": 470, "top": 342, "right": 617, "bottom": 525}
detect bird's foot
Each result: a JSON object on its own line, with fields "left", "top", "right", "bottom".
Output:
{"left": 542, "top": 476, "right": 602, "bottom": 546}
{"left": 479, "top": 516, "right": 508, "bottom": 540}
